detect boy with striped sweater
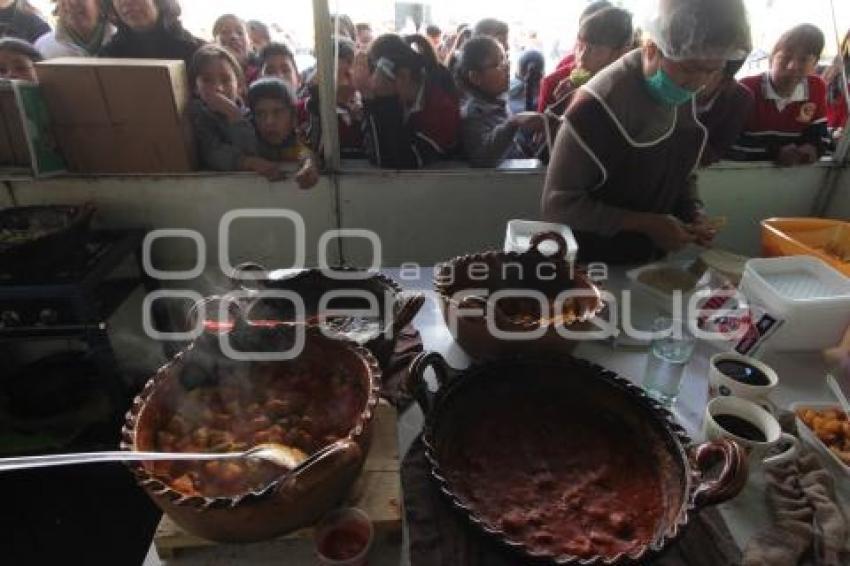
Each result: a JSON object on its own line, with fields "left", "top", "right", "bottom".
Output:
{"left": 731, "top": 24, "right": 830, "bottom": 166}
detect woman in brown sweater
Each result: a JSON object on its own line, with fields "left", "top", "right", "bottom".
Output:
{"left": 542, "top": 0, "right": 751, "bottom": 264}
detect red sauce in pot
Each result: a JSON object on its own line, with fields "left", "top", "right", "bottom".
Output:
{"left": 441, "top": 388, "right": 665, "bottom": 560}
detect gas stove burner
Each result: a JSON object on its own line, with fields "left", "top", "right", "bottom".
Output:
{"left": 0, "top": 229, "right": 148, "bottom": 334}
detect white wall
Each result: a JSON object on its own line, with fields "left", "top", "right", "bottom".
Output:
{"left": 337, "top": 163, "right": 834, "bottom": 265}
{"left": 7, "top": 174, "right": 338, "bottom": 272}
{"left": 5, "top": 161, "right": 842, "bottom": 271}
{"left": 824, "top": 168, "right": 850, "bottom": 220}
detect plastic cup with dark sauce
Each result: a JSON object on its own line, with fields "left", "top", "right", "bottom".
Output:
{"left": 315, "top": 507, "right": 374, "bottom": 566}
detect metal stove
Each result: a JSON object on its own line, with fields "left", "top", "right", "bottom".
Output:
{"left": 0, "top": 229, "right": 168, "bottom": 406}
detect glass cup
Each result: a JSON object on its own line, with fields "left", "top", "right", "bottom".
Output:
{"left": 642, "top": 317, "right": 697, "bottom": 407}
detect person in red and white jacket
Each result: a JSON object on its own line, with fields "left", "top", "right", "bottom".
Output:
{"left": 731, "top": 24, "right": 831, "bottom": 166}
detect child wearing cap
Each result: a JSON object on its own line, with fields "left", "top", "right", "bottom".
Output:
{"left": 732, "top": 24, "right": 830, "bottom": 165}
{"left": 247, "top": 77, "right": 319, "bottom": 189}
{"left": 258, "top": 42, "right": 300, "bottom": 89}
{"left": 508, "top": 49, "right": 544, "bottom": 115}
{"left": 0, "top": 37, "right": 41, "bottom": 82}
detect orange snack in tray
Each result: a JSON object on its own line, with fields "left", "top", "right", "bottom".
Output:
{"left": 796, "top": 407, "right": 850, "bottom": 466}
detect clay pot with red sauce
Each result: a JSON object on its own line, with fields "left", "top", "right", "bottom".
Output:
{"left": 434, "top": 232, "right": 604, "bottom": 361}
{"left": 121, "top": 323, "right": 381, "bottom": 543}
{"left": 407, "top": 352, "right": 748, "bottom": 565}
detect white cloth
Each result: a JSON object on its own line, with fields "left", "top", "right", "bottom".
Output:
{"left": 35, "top": 27, "right": 114, "bottom": 59}
{"left": 763, "top": 73, "right": 808, "bottom": 113}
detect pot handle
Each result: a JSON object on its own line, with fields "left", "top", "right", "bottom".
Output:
{"left": 406, "top": 352, "right": 455, "bottom": 415}
{"left": 529, "top": 231, "right": 568, "bottom": 260}
{"left": 391, "top": 292, "right": 426, "bottom": 335}
{"left": 367, "top": 292, "right": 427, "bottom": 367}
{"left": 692, "top": 438, "right": 749, "bottom": 508}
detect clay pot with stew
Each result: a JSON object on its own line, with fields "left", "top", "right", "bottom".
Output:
{"left": 434, "top": 232, "right": 604, "bottom": 360}
{"left": 121, "top": 323, "right": 381, "bottom": 542}
{"left": 407, "top": 352, "right": 748, "bottom": 565}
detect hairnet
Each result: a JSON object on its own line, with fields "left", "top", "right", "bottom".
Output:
{"left": 645, "top": 0, "right": 751, "bottom": 61}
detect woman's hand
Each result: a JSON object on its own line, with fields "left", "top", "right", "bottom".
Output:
{"left": 688, "top": 213, "right": 722, "bottom": 247}
{"left": 295, "top": 159, "right": 320, "bottom": 190}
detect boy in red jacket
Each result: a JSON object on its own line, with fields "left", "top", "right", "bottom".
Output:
{"left": 731, "top": 24, "right": 830, "bottom": 165}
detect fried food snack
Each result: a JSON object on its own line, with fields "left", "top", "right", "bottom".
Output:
{"left": 796, "top": 407, "right": 850, "bottom": 466}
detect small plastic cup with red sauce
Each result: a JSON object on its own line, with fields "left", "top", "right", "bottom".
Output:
{"left": 314, "top": 507, "right": 374, "bottom": 566}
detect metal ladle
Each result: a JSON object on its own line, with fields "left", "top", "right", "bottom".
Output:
{"left": 0, "top": 443, "right": 309, "bottom": 473}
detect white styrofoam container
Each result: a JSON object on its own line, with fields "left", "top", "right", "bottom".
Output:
{"left": 739, "top": 256, "right": 850, "bottom": 351}
{"left": 504, "top": 220, "right": 578, "bottom": 264}
{"left": 626, "top": 260, "right": 712, "bottom": 315}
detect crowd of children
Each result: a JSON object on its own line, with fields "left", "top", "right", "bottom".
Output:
{"left": 188, "top": 44, "right": 318, "bottom": 187}
{"left": 0, "top": 0, "right": 849, "bottom": 178}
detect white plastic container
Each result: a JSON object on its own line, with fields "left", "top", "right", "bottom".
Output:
{"left": 625, "top": 260, "right": 712, "bottom": 315}
{"left": 504, "top": 220, "right": 578, "bottom": 264}
{"left": 739, "top": 256, "right": 850, "bottom": 351}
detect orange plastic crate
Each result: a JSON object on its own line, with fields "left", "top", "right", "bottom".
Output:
{"left": 761, "top": 218, "right": 850, "bottom": 277}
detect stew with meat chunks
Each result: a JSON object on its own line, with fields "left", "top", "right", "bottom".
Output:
{"left": 441, "top": 389, "right": 665, "bottom": 559}
{"left": 153, "top": 359, "right": 366, "bottom": 498}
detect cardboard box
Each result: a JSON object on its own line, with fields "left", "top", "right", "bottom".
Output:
{"left": 36, "top": 58, "right": 196, "bottom": 174}
{"left": 0, "top": 80, "right": 66, "bottom": 176}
